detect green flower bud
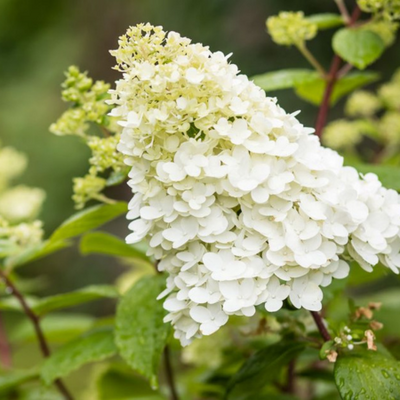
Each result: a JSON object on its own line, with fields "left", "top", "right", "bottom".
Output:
{"left": 87, "top": 135, "right": 125, "bottom": 174}
{"left": 379, "top": 111, "right": 400, "bottom": 143}
{"left": 362, "top": 20, "right": 399, "bottom": 46}
{"left": 323, "top": 120, "right": 364, "bottom": 149}
{"left": 266, "top": 11, "right": 318, "bottom": 46}
{"left": 345, "top": 90, "right": 382, "bottom": 117}
{"left": 49, "top": 108, "right": 89, "bottom": 137}
{"left": 72, "top": 175, "right": 107, "bottom": 209}
{"left": 62, "top": 66, "right": 93, "bottom": 103}
{"left": 51, "top": 66, "right": 114, "bottom": 138}
{"left": 378, "top": 81, "right": 400, "bottom": 110}
{"left": 358, "top": 0, "right": 400, "bottom": 21}
{"left": 7, "top": 220, "right": 44, "bottom": 247}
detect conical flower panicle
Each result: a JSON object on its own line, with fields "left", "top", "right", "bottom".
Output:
{"left": 109, "top": 24, "right": 400, "bottom": 345}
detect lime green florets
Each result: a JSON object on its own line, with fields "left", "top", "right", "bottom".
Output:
{"left": 379, "top": 112, "right": 400, "bottom": 143}
{"left": 50, "top": 66, "right": 112, "bottom": 137}
{"left": 323, "top": 120, "right": 366, "bottom": 150}
{"left": 358, "top": 0, "right": 400, "bottom": 21}
{"left": 363, "top": 19, "right": 399, "bottom": 45}
{"left": 51, "top": 66, "right": 126, "bottom": 209}
{"left": 72, "top": 175, "right": 107, "bottom": 210}
{"left": 378, "top": 77, "right": 400, "bottom": 110}
{"left": 266, "top": 12, "right": 318, "bottom": 46}
{"left": 324, "top": 68, "right": 400, "bottom": 161}
{"left": 87, "top": 135, "right": 125, "bottom": 175}
{"left": 345, "top": 90, "right": 382, "bottom": 117}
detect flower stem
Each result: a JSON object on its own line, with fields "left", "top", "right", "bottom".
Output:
{"left": 335, "top": 0, "right": 351, "bottom": 24}
{"left": 0, "top": 270, "right": 74, "bottom": 400}
{"left": 310, "top": 311, "right": 332, "bottom": 342}
{"left": 314, "top": 55, "right": 342, "bottom": 138}
{"left": 296, "top": 43, "right": 327, "bottom": 77}
{"left": 284, "top": 359, "right": 296, "bottom": 394}
{"left": 314, "top": 4, "right": 361, "bottom": 138}
{"left": 164, "top": 346, "right": 179, "bottom": 400}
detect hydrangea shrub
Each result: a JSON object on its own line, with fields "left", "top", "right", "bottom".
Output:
{"left": 1, "top": 1, "right": 400, "bottom": 399}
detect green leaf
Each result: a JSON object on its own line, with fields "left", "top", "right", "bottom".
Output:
{"left": 106, "top": 168, "right": 129, "bottom": 187}
{"left": 334, "top": 350, "right": 400, "bottom": 399}
{"left": 306, "top": 13, "right": 344, "bottom": 29}
{"left": 295, "top": 71, "right": 379, "bottom": 105}
{"left": 319, "top": 340, "right": 335, "bottom": 360}
{"left": 96, "top": 364, "right": 166, "bottom": 400}
{"left": 32, "top": 285, "right": 119, "bottom": 316}
{"left": 0, "top": 295, "right": 37, "bottom": 312}
{"left": 234, "top": 395, "right": 299, "bottom": 400}
{"left": 80, "top": 232, "right": 152, "bottom": 265}
{"left": 332, "top": 28, "right": 385, "bottom": 69}
{"left": 11, "top": 314, "right": 95, "bottom": 344}
{"left": 50, "top": 202, "right": 127, "bottom": 242}
{"left": 226, "top": 340, "right": 305, "bottom": 395}
{"left": 252, "top": 69, "right": 317, "bottom": 92}
{"left": 350, "top": 163, "right": 400, "bottom": 191}
{"left": 41, "top": 329, "right": 117, "bottom": 384}
{"left": 0, "top": 239, "right": 18, "bottom": 258}
{"left": 0, "top": 368, "right": 39, "bottom": 395}
{"left": 115, "top": 275, "right": 171, "bottom": 388}
{"left": 4, "top": 238, "right": 71, "bottom": 269}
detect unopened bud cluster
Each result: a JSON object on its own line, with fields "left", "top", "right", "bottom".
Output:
{"left": 358, "top": 0, "right": 400, "bottom": 21}
{"left": 324, "top": 68, "right": 400, "bottom": 154}
{"left": 51, "top": 67, "right": 126, "bottom": 209}
{"left": 266, "top": 12, "right": 317, "bottom": 46}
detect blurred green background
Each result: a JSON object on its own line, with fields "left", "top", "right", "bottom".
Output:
{"left": 1, "top": 0, "right": 399, "bottom": 295}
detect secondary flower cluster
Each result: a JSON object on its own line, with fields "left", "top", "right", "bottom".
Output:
{"left": 0, "top": 144, "right": 45, "bottom": 254}
{"left": 266, "top": 11, "right": 317, "bottom": 47}
{"left": 50, "top": 66, "right": 126, "bottom": 209}
{"left": 324, "top": 68, "right": 400, "bottom": 154}
{"left": 110, "top": 24, "right": 400, "bottom": 345}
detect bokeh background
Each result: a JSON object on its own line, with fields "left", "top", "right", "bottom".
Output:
{"left": 1, "top": 0, "right": 399, "bottom": 298}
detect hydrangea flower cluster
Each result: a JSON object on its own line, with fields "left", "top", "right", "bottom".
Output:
{"left": 109, "top": 24, "right": 400, "bottom": 345}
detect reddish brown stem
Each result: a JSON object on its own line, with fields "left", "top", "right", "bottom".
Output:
{"left": 311, "top": 311, "right": 332, "bottom": 342}
{"left": 0, "top": 270, "right": 74, "bottom": 400}
{"left": 314, "top": 4, "right": 361, "bottom": 138}
{"left": 314, "top": 55, "right": 342, "bottom": 138}
{"left": 0, "top": 312, "right": 12, "bottom": 368}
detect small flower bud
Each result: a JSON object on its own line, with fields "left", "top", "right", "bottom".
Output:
{"left": 345, "top": 90, "right": 381, "bottom": 118}
{"left": 72, "top": 175, "right": 107, "bottom": 209}
{"left": 266, "top": 12, "right": 317, "bottom": 46}
{"left": 326, "top": 350, "right": 338, "bottom": 363}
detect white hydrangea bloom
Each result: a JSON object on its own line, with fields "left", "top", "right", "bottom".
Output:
{"left": 109, "top": 24, "right": 400, "bottom": 345}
